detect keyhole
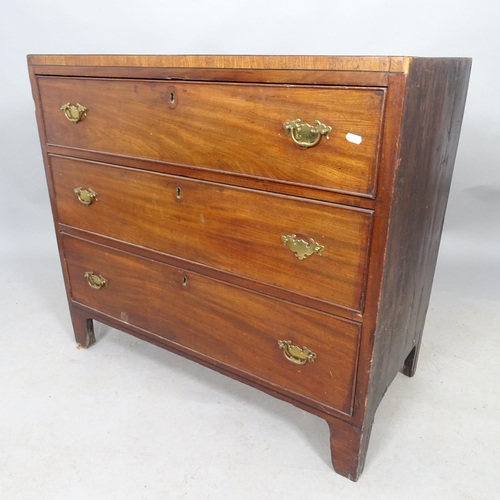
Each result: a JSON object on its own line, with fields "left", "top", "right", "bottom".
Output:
{"left": 176, "top": 187, "right": 182, "bottom": 200}
{"left": 182, "top": 277, "right": 187, "bottom": 287}
{"left": 169, "top": 92, "right": 175, "bottom": 104}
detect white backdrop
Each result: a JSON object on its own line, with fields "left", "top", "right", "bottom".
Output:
{"left": 1, "top": 0, "right": 499, "bottom": 299}
{"left": 1, "top": 1, "right": 499, "bottom": 498}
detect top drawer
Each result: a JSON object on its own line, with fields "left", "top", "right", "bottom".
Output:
{"left": 38, "top": 77, "right": 385, "bottom": 196}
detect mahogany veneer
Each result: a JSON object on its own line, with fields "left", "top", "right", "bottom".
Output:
{"left": 28, "top": 55, "right": 471, "bottom": 480}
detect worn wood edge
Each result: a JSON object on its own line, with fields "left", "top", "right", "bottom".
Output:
{"left": 326, "top": 414, "right": 374, "bottom": 481}
{"left": 70, "top": 305, "right": 96, "bottom": 348}
{"left": 27, "top": 54, "right": 411, "bottom": 73}
{"left": 70, "top": 300, "right": 359, "bottom": 418}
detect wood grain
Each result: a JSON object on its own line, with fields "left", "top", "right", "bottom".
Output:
{"left": 327, "top": 415, "right": 373, "bottom": 481}
{"left": 322, "top": 59, "right": 471, "bottom": 479}
{"left": 39, "top": 77, "right": 385, "bottom": 196}
{"left": 59, "top": 224, "right": 365, "bottom": 322}
{"left": 367, "top": 58, "right": 472, "bottom": 403}
{"left": 28, "top": 54, "right": 410, "bottom": 73}
{"left": 46, "top": 145, "right": 378, "bottom": 209}
{"left": 343, "top": 72, "right": 408, "bottom": 430}
{"left": 30, "top": 65, "right": 391, "bottom": 87}
{"left": 69, "top": 305, "right": 95, "bottom": 348}
{"left": 51, "top": 155, "right": 372, "bottom": 311}
{"left": 63, "top": 234, "right": 361, "bottom": 415}
{"left": 28, "top": 55, "right": 472, "bottom": 481}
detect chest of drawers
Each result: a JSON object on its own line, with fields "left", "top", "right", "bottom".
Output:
{"left": 28, "top": 55, "right": 471, "bottom": 480}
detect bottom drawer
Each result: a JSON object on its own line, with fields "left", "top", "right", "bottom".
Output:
{"left": 62, "top": 235, "right": 361, "bottom": 415}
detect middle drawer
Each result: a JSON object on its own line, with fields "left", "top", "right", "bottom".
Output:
{"left": 51, "top": 155, "right": 373, "bottom": 311}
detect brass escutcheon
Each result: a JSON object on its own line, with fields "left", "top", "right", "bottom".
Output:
{"left": 84, "top": 271, "right": 108, "bottom": 290}
{"left": 281, "top": 234, "right": 324, "bottom": 261}
{"left": 74, "top": 187, "right": 98, "bottom": 206}
{"left": 278, "top": 340, "right": 317, "bottom": 365}
{"left": 60, "top": 102, "right": 87, "bottom": 123}
{"left": 283, "top": 119, "right": 332, "bottom": 148}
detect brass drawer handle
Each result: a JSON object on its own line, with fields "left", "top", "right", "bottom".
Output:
{"left": 74, "top": 187, "right": 98, "bottom": 205}
{"left": 283, "top": 119, "right": 332, "bottom": 148}
{"left": 84, "top": 271, "right": 108, "bottom": 290}
{"left": 61, "top": 102, "right": 87, "bottom": 123}
{"left": 281, "top": 234, "right": 324, "bottom": 261}
{"left": 278, "top": 340, "right": 316, "bottom": 365}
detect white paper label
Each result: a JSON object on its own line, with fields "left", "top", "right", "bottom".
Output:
{"left": 346, "top": 133, "right": 362, "bottom": 145}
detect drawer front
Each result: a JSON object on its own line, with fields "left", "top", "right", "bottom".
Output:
{"left": 52, "top": 156, "right": 372, "bottom": 311}
{"left": 63, "top": 235, "right": 360, "bottom": 414}
{"left": 39, "top": 77, "right": 385, "bottom": 195}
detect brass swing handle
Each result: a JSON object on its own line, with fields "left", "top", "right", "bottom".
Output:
{"left": 61, "top": 102, "right": 87, "bottom": 123}
{"left": 84, "top": 271, "right": 108, "bottom": 290}
{"left": 281, "top": 234, "right": 324, "bottom": 261}
{"left": 283, "top": 119, "right": 332, "bottom": 148}
{"left": 278, "top": 340, "right": 317, "bottom": 365}
{"left": 74, "top": 187, "right": 98, "bottom": 206}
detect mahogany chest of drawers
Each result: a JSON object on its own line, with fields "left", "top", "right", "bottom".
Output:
{"left": 28, "top": 55, "right": 471, "bottom": 480}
